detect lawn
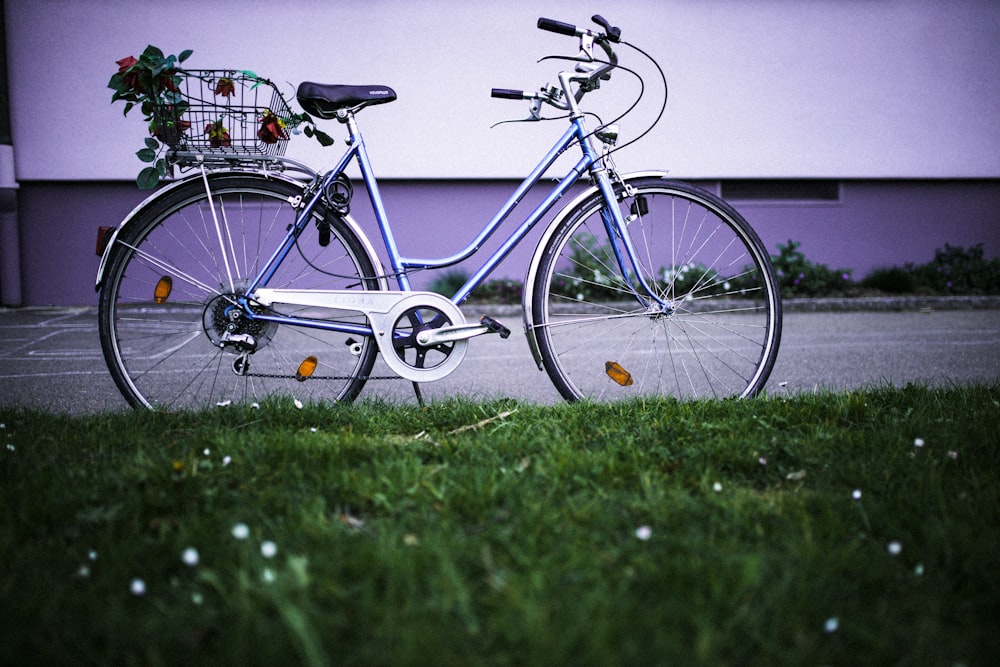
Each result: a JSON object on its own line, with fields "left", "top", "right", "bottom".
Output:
{"left": 2, "top": 384, "right": 998, "bottom": 665}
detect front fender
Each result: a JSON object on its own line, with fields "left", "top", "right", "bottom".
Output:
{"left": 521, "top": 171, "right": 671, "bottom": 369}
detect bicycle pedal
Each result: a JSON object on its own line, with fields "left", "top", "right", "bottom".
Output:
{"left": 480, "top": 315, "right": 511, "bottom": 339}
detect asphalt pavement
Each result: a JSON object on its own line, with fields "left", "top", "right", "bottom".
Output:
{"left": 1, "top": 300, "right": 999, "bottom": 414}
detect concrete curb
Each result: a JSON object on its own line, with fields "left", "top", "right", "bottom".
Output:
{"left": 466, "top": 295, "right": 1000, "bottom": 318}
{"left": 781, "top": 295, "right": 1000, "bottom": 312}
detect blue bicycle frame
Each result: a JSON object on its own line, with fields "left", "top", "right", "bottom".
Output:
{"left": 240, "top": 112, "right": 663, "bottom": 336}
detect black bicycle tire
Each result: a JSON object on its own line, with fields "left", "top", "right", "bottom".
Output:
{"left": 531, "top": 177, "right": 782, "bottom": 402}
{"left": 98, "top": 172, "right": 380, "bottom": 410}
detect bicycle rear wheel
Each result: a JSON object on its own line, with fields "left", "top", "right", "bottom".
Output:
{"left": 98, "top": 172, "right": 381, "bottom": 410}
{"left": 530, "top": 177, "right": 781, "bottom": 402}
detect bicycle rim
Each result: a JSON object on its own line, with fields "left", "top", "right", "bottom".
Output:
{"left": 532, "top": 178, "right": 781, "bottom": 402}
{"left": 99, "top": 174, "right": 379, "bottom": 410}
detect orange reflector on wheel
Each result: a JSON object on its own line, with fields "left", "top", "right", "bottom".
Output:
{"left": 153, "top": 276, "right": 173, "bottom": 304}
{"left": 605, "top": 361, "right": 634, "bottom": 387}
{"left": 296, "top": 356, "right": 318, "bottom": 382}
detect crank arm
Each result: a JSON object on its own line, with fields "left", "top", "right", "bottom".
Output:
{"left": 416, "top": 323, "right": 491, "bottom": 347}
{"left": 415, "top": 315, "right": 512, "bottom": 346}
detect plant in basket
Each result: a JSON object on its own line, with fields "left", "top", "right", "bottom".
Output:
{"left": 108, "top": 45, "right": 192, "bottom": 189}
{"left": 110, "top": 49, "right": 335, "bottom": 189}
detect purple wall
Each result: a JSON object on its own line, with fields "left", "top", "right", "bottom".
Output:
{"left": 5, "top": 179, "right": 999, "bottom": 306}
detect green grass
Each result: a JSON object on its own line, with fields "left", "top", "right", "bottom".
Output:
{"left": 2, "top": 384, "right": 998, "bottom": 666}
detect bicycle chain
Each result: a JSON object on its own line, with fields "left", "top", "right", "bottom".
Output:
{"left": 245, "top": 372, "right": 404, "bottom": 381}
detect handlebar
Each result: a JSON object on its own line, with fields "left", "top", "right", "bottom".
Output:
{"left": 537, "top": 17, "right": 578, "bottom": 37}
{"left": 491, "top": 88, "right": 527, "bottom": 100}
{"left": 493, "top": 15, "right": 623, "bottom": 113}
{"left": 538, "top": 15, "right": 621, "bottom": 43}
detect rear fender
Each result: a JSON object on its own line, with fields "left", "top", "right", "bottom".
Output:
{"left": 94, "top": 172, "right": 388, "bottom": 292}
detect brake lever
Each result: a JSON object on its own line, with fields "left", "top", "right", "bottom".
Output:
{"left": 591, "top": 15, "right": 622, "bottom": 43}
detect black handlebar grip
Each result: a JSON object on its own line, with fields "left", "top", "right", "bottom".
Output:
{"left": 537, "top": 17, "right": 577, "bottom": 36}
{"left": 591, "top": 14, "right": 621, "bottom": 42}
{"left": 491, "top": 88, "right": 525, "bottom": 100}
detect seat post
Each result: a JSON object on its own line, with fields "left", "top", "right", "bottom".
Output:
{"left": 339, "top": 110, "right": 361, "bottom": 144}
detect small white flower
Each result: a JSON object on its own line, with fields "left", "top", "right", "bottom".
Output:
{"left": 203, "top": 448, "right": 211, "bottom": 456}
{"left": 88, "top": 550, "right": 98, "bottom": 561}
{"left": 635, "top": 525, "right": 652, "bottom": 541}
{"left": 251, "top": 402, "right": 261, "bottom": 409}
{"left": 294, "top": 399, "right": 304, "bottom": 409}
{"left": 262, "top": 567, "right": 276, "bottom": 584}
{"left": 76, "top": 564, "right": 91, "bottom": 578}
{"left": 887, "top": 541, "right": 902, "bottom": 556}
{"left": 914, "top": 563, "right": 925, "bottom": 576}
{"left": 222, "top": 455, "right": 232, "bottom": 466}
{"left": 310, "top": 427, "right": 318, "bottom": 433}
{"left": 852, "top": 489, "right": 862, "bottom": 501}
{"left": 948, "top": 451, "right": 958, "bottom": 460}
{"left": 712, "top": 482, "right": 723, "bottom": 493}
{"left": 260, "top": 541, "right": 278, "bottom": 558}
{"left": 914, "top": 438, "right": 925, "bottom": 448}
{"left": 192, "top": 592, "right": 204, "bottom": 605}
{"left": 130, "top": 578, "right": 146, "bottom": 596}
{"left": 182, "top": 547, "right": 199, "bottom": 566}
{"left": 758, "top": 457, "right": 767, "bottom": 465}
{"left": 824, "top": 617, "right": 839, "bottom": 633}
{"left": 216, "top": 400, "right": 232, "bottom": 407}
{"left": 231, "top": 523, "right": 250, "bottom": 540}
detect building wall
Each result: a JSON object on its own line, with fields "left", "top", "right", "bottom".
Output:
{"left": 11, "top": 178, "right": 999, "bottom": 306}
{"left": 3, "top": 0, "right": 999, "bottom": 305}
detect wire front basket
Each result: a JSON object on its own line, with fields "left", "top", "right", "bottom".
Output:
{"left": 151, "top": 70, "right": 294, "bottom": 156}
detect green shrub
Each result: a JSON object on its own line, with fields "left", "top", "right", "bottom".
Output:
{"left": 428, "top": 270, "right": 524, "bottom": 304}
{"left": 904, "top": 243, "right": 1000, "bottom": 294}
{"left": 861, "top": 267, "right": 916, "bottom": 294}
{"left": 427, "top": 270, "right": 469, "bottom": 298}
{"left": 771, "top": 240, "right": 853, "bottom": 297}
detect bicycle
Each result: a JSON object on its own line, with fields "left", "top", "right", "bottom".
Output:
{"left": 96, "top": 15, "right": 782, "bottom": 410}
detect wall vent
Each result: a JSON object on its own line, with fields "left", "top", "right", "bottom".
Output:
{"left": 721, "top": 180, "right": 840, "bottom": 202}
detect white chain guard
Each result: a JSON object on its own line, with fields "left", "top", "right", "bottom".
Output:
{"left": 251, "top": 289, "right": 468, "bottom": 382}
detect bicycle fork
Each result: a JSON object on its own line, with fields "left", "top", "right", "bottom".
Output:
{"left": 593, "top": 168, "right": 673, "bottom": 315}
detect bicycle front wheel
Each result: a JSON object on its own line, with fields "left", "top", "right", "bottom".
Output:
{"left": 98, "top": 173, "right": 381, "bottom": 410}
{"left": 530, "top": 178, "right": 781, "bottom": 402}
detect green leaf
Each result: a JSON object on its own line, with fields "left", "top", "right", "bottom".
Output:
{"left": 155, "top": 158, "right": 168, "bottom": 177}
{"left": 313, "top": 129, "right": 335, "bottom": 147}
{"left": 144, "top": 137, "right": 159, "bottom": 150}
{"left": 136, "top": 166, "right": 160, "bottom": 190}
{"left": 141, "top": 44, "right": 165, "bottom": 61}
{"left": 178, "top": 49, "right": 194, "bottom": 63}
{"left": 136, "top": 148, "right": 157, "bottom": 163}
